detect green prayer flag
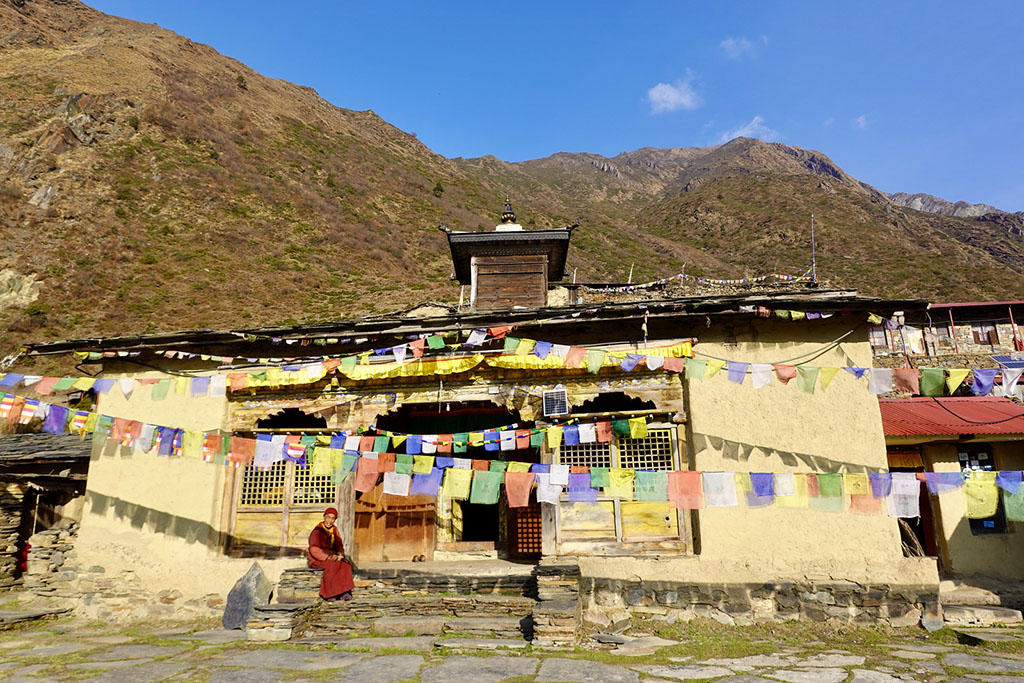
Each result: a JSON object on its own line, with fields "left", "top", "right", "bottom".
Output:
{"left": 684, "top": 358, "right": 706, "bottom": 381}
{"left": 585, "top": 349, "right": 606, "bottom": 374}
{"left": 214, "top": 439, "right": 228, "bottom": 466}
{"left": 590, "top": 467, "right": 610, "bottom": 488}
{"left": 503, "top": 337, "right": 520, "bottom": 353}
{"left": 426, "top": 335, "right": 445, "bottom": 349}
{"left": 810, "top": 494, "right": 843, "bottom": 512}
{"left": 920, "top": 368, "right": 945, "bottom": 397}
{"left": 635, "top": 470, "right": 668, "bottom": 501}
{"left": 489, "top": 460, "right": 507, "bottom": 472}
{"left": 529, "top": 431, "right": 545, "bottom": 448}
{"left": 1003, "top": 490, "right": 1024, "bottom": 522}
{"left": 796, "top": 365, "right": 820, "bottom": 394}
{"left": 395, "top": 454, "right": 414, "bottom": 475}
{"left": 300, "top": 435, "right": 316, "bottom": 446}
{"left": 817, "top": 473, "right": 843, "bottom": 497}
{"left": 341, "top": 356, "right": 358, "bottom": 372}
{"left": 611, "top": 419, "right": 630, "bottom": 437}
{"left": 151, "top": 379, "right": 171, "bottom": 400}
{"left": 373, "top": 435, "right": 390, "bottom": 453}
{"left": 453, "top": 432, "right": 468, "bottom": 454}
{"left": 53, "top": 377, "right": 76, "bottom": 391}
{"left": 469, "top": 469, "right": 502, "bottom": 504}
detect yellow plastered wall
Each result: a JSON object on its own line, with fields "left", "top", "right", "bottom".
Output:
{"left": 686, "top": 319, "right": 915, "bottom": 580}
{"left": 927, "top": 441, "right": 1024, "bottom": 580}
{"left": 77, "top": 368, "right": 296, "bottom": 599}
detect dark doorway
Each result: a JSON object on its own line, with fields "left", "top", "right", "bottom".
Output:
{"left": 571, "top": 393, "right": 656, "bottom": 414}
{"left": 256, "top": 408, "right": 327, "bottom": 430}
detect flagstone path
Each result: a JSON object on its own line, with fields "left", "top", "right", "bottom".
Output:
{"left": 1, "top": 618, "right": 1024, "bottom": 682}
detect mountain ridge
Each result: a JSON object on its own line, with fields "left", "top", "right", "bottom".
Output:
{"left": 1, "top": 0, "right": 1022, "bottom": 363}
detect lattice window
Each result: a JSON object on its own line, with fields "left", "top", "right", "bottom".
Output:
{"left": 239, "top": 461, "right": 286, "bottom": 507}
{"left": 558, "top": 441, "right": 612, "bottom": 469}
{"left": 616, "top": 429, "right": 675, "bottom": 471}
{"left": 292, "top": 464, "right": 336, "bottom": 506}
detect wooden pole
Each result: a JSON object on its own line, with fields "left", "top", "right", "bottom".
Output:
{"left": 948, "top": 308, "right": 959, "bottom": 354}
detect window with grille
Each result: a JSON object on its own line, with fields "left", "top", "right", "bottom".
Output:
{"left": 557, "top": 426, "right": 676, "bottom": 470}
{"left": 868, "top": 326, "right": 889, "bottom": 350}
{"left": 617, "top": 429, "right": 674, "bottom": 471}
{"left": 238, "top": 461, "right": 286, "bottom": 507}
{"left": 292, "top": 464, "right": 335, "bottom": 506}
{"left": 559, "top": 441, "right": 612, "bottom": 469}
{"left": 971, "top": 322, "right": 998, "bottom": 345}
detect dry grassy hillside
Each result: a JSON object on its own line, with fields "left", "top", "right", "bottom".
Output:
{"left": 1, "top": 0, "right": 1022, "bottom": 359}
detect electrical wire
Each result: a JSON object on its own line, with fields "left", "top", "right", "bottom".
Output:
{"left": 928, "top": 397, "right": 1024, "bottom": 425}
{"left": 692, "top": 323, "right": 865, "bottom": 367}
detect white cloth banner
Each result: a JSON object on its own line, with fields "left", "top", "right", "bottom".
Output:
{"left": 752, "top": 363, "right": 773, "bottom": 390}
{"left": 535, "top": 473, "right": 563, "bottom": 504}
{"left": 868, "top": 368, "right": 893, "bottom": 395}
{"left": 703, "top": 472, "right": 739, "bottom": 507}
{"left": 773, "top": 472, "right": 795, "bottom": 496}
{"left": 500, "top": 431, "right": 515, "bottom": 451}
{"left": 549, "top": 464, "right": 569, "bottom": 487}
{"left": 578, "top": 423, "right": 596, "bottom": 444}
{"left": 383, "top": 472, "right": 411, "bottom": 496}
{"left": 887, "top": 472, "right": 921, "bottom": 518}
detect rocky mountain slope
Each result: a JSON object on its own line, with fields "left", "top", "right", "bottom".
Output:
{"left": 888, "top": 192, "right": 1003, "bottom": 218}
{"left": 1, "top": 0, "right": 1023, "bottom": 359}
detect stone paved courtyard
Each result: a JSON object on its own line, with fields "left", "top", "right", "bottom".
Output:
{"left": 1, "top": 614, "right": 1023, "bottom": 682}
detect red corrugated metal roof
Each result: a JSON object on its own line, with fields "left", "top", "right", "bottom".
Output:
{"left": 879, "top": 397, "right": 1024, "bottom": 436}
{"left": 930, "top": 301, "right": 1024, "bottom": 309}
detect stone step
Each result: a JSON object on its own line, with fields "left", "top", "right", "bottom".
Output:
{"left": 943, "top": 604, "right": 1023, "bottom": 626}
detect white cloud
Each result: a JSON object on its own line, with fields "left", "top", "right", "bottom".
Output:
{"left": 718, "top": 115, "right": 781, "bottom": 143}
{"left": 647, "top": 73, "right": 701, "bottom": 114}
{"left": 854, "top": 114, "right": 869, "bottom": 129}
{"left": 720, "top": 35, "right": 768, "bottom": 59}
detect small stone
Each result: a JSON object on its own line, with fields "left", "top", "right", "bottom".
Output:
{"left": 888, "top": 650, "right": 935, "bottom": 660}
{"left": 849, "top": 670, "right": 904, "bottom": 682}
{"left": 246, "top": 627, "right": 292, "bottom": 642}
{"left": 633, "top": 664, "right": 736, "bottom": 680}
{"left": 584, "top": 609, "right": 611, "bottom": 627}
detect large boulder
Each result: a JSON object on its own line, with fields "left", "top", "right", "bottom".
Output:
{"left": 222, "top": 562, "right": 272, "bottom": 630}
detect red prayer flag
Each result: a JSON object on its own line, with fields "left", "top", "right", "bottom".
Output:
{"left": 488, "top": 326, "right": 511, "bottom": 339}
{"left": 471, "top": 459, "right": 489, "bottom": 471}
{"left": 436, "top": 434, "right": 452, "bottom": 454}
{"left": 893, "top": 368, "right": 920, "bottom": 395}
{"left": 773, "top": 364, "right": 797, "bottom": 385}
{"left": 668, "top": 471, "right": 704, "bottom": 509}
{"left": 409, "top": 339, "right": 426, "bottom": 358}
{"left": 662, "top": 357, "right": 685, "bottom": 373}
{"left": 570, "top": 466, "right": 588, "bottom": 474}
{"left": 354, "top": 457, "right": 380, "bottom": 492}
{"left": 359, "top": 435, "right": 375, "bottom": 452}
{"left": 806, "top": 473, "right": 820, "bottom": 497}
{"left": 849, "top": 494, "right": 882, "bottom": 513}
{"left": 564, "top": 347, "right": 586, "bottom": 368}
{"left": 228, "top": 436, "right": 256, "bottom": 464}
{"left": 595, "top": 421, "right": 612, "bottom": 443}
{"left": 34, "top": 377, "right": 59, "bottom": 395}
{"left": 515, "top": 429, "right": 530, "bottom": 450}
{"left": 378, "top": 452, "right": 396, "bottom": 473}
{"left": 505, "top": 472, "right": 535, "bottom": 508}
{"left": 228, "top": 373, "right": 248, "bottom": 392}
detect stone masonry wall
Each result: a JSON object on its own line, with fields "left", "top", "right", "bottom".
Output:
{"left": 579, "top": 577, "right": 938, "bottom": 627}
{"left": 21, "top": 520, "right": 225, "bottom": 621}
{"left": 0, "top": 481, "right": 26, "bottom": 589}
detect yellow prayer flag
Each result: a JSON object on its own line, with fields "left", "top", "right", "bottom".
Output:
{"left": 441, "top": 467, "right": 472, "bottom": 500}
{"left": 705, "top": 360, "right": 726, "bottom": 379}
{"left": 606, "top": 468, "right": 635, "bottom": 500}
{"left": 412, "top": 455, "right": 434, "bottom": 474}
{"left": 391, "top": 434, "right": 407, "bottom": 449}
{"left": 506, "top": 461, "right": 532, "bottom": 473}
{"left": 819, "top": 367, "right": 841, "bottom": 391}
{"left": 173, "top": 377, "right": 188, "bottom": 395}
{"left": 72, "top": 377, "right": 96, "bottom": 391}
{"left": 946, "top": 369, "right": 971, "bottom": 394}
{"left": 627, "top": 417, "right": 648, "bottom": 439}
{"left": 776, "top": 473, "right": 809, "bottom": 508}
{"left": 790, "top": 310, "right": 806, "bottom": 321}
{"left": 181, "top": 430, "right": 204, "bottom": 459}
{"left": 516, "top": 339, "right": 536, "bottom": 356}
{"left": 468, "top": 431, "right": 484, "bottom": 447}
{"left": 311, "top": 447, "right": 334, "bottom": 476}
{"left": 547, "top": 426, "right": 563, "bottom": 449}
{"left": 866, "top": 313, "right": 884, "bottom": 325}
{"left": 965, "top": 471, "right": 999, "bottom": 519}
{"left": 844, "top": 473, "right": 870, "bottom": 496}
{"left": 734, "top": 472, "right": 750, "bottom": 493}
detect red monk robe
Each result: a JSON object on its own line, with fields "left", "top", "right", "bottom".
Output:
{"left": 307, "top": 509, "right": 354, "bottom": 601}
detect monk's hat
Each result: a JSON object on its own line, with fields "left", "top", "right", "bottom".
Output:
{"left": 324, "top": 507, "right": 339, "bottom": 517}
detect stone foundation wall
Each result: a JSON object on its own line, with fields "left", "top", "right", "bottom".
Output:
{"left": 21, "top": 524, "right": 226, "bottom": 622}
{"left": 579, "top": 577, "right": 938, "bottom": 627}
{"left": 0, "top": 481, "right": 26, "bottom": 589}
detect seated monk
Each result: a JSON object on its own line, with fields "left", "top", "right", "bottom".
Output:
{"left": 307, "top": 507, "right": 354, "bottom": 601}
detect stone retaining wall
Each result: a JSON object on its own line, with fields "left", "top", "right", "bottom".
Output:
{"left": 579, "top": 577, "right": 938, "bottom": 627}
{"left": 0, "top": 481, "right": 26, "bottom": 589}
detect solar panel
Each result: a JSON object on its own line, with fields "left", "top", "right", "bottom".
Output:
{"left": 991, "top": 354, "right": 1024, "bottom": 369}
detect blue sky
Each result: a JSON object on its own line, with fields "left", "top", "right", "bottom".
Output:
{"left": 90, "top": 2, "right": 1024, "bottom": 211}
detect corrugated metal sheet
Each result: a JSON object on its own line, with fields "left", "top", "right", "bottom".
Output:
{"left": 879, "top": 397, "right": 1024, "bottom": 436}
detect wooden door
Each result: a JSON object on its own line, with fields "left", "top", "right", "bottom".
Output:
{"left": 354, "top": 481, "right": 436, "bottom": 562}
